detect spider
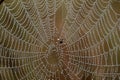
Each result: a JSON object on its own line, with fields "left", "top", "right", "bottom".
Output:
{"left": 59, "top": 39, "right": 63, "bottom": 44}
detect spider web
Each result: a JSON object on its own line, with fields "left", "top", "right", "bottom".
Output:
{"left": 0, "top": 0, "right": 120, "bottom": 80}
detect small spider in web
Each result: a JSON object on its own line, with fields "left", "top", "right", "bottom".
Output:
{"left": 57, "top": 39, "right": 64, "bottom": 44}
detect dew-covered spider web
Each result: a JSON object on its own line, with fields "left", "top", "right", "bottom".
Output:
{"left": 0, "top": 0, "right": 120, "bottom": 80}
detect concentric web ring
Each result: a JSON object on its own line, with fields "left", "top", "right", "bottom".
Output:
{"left": 0, "top": 0, "right": 120, "bottom": 80}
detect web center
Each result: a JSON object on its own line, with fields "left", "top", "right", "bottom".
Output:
{"left": 47, "top": 43, "right": 59, "bottom": 65}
